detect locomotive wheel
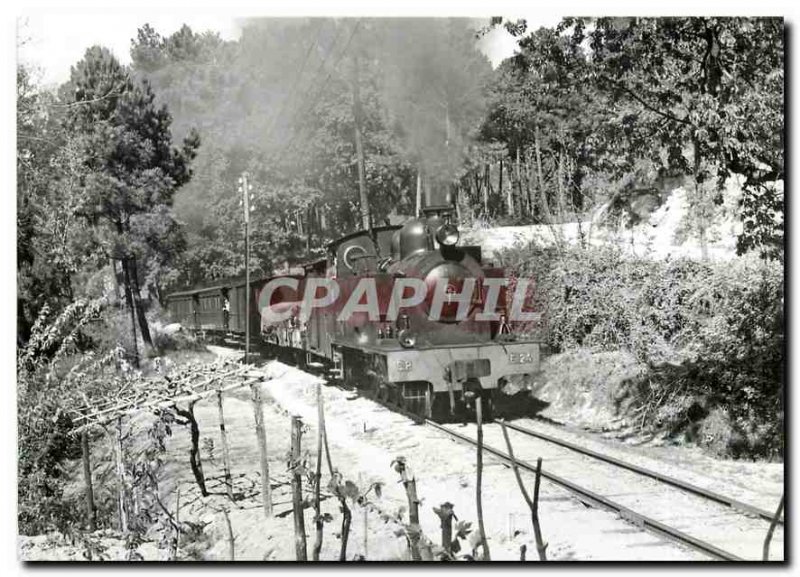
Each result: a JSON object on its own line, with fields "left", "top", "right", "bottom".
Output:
{"left": 429, "top": 393, "right": 451, "bottom": 422}
{"left": 400, "top": 382, "right": 430, "bottom": 420}
{"left": 480, "top": 389, "right": 495, "bottom": 422}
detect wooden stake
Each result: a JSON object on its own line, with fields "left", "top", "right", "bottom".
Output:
{"left": 291, "top": 416, "right": 308, "bottom": 561}
{"left": 81, "top": 429, "right": 96, "bottom": 531}
{"left": 216, "top": 390, "right": 234, "bottom": 500}
{"left": 475, "top": 398, "right": 490, "bottom": 560}
{"left": 173, "top": 487, "right": 181, "bottom": 561}
{"left": 434, "top": 502, "right": 455, "bottom": 557}
{"left": 500, "top": 421, "right": 548, "bottom": 560}
{"left": 360, "top": 472, "right": 369, "bottom": 559}
{"left": 395, "top": 463, "right": 421, "bottom": 560}
{"left": 250, "top": 383, "right": 273, "bottom": 516}
{"left": 222, "top": 508, "right": 235, "bottom": 561}
{"left": 113, "top": 417, "right": 128, "bottom": 534}
{"left": 312, "top": 383, "right": 324, "bottom": 560}
{"left": 763, "top": 493, "right": 785, "bottom": 561}
{"left": 322, "top": 414, "right": 351, "bottom": 561}
{"left": 532, "top": 457, "right": 547, "bottom": 560}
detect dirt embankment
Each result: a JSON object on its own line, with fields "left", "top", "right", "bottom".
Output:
{"left": 521, "top": 348, "right": 784, "bottom": 465}
{"left": 523, "top": 349, "right": 647, "bottom": 432}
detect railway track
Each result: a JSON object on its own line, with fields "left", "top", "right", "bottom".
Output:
{"left": 208, "top": 337, "right": 783, "bottom": 561}
{"left": 499, "top": 419, "right": 783, "bottom": 525}
{"left": 426, "top": 419, "right": 784, "bottom": 562}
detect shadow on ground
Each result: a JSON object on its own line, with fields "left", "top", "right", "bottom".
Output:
{"left": 493, "top": 390, "right": 551, "bottom": 421}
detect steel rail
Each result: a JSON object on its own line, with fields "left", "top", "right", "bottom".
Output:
{"left": 499, "top": 419, "right": 783, "bottom": 526}
{"left": 426, "top": 419, "right": 744, "bottom": 562}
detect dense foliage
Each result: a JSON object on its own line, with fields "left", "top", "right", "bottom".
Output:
{"left": 500, "top": 243, "right": 784, "bottom": 457}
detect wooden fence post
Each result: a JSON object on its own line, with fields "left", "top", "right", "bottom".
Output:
{"left": 250, "top": 382, "right": 273, "bottom": 517}
{"left": 475, "top": 398, "right": 490, "bottom": 560}
{"left": 172, "top": 487, "right": 181, "bottom": 561}
{"left": 434, "top": 502, "right": 455, "bottom": 557}
{"left": 359, "top": 472, "right": 369, "bottom": 559}
{"left": 113, "top": 417, "right": 128, "bottom": 534}
{"left": 763, "top": 494, "right": 785, "bottom": 561}
{"left": 222, "top": 507, "right": 235, "bottom": 561}
{"left": 291, "top": 416, "right": 308, "bottom": 561}
{"left": 81, "top": 429, "right": 96, "bottom": 531}
{"left": 312, "top": 383, "right": 324, "bottom": 560}
{"left": 216, "top": 390, "right": 234, "bottom": 500}
{"left": 322, "top": 412, "right": 351, "bottom": 561}
{"left": 394, "top": 461, "right": 421, "bottom": 560}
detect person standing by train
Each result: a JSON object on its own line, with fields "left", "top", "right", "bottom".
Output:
{"left": 223, "top": 296, "right": 231, "bottom": 332}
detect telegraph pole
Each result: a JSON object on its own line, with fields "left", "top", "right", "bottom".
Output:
{"left": 239, "top": 172, "right": 254, "bottom": 364}
{"left": 350, "top": 51, "right": 371, "bottom": 233}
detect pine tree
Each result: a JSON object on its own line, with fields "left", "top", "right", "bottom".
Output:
{"left": 62, "top": 46, "right": 199, "bottom": 358}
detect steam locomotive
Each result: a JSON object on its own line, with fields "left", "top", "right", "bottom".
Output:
{"left": 166, "top": 203, "right": 542, "bottom": 421}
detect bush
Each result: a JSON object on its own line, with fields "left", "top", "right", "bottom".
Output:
{"left": 498, "top": 242, "right": 784, "bottom": 458}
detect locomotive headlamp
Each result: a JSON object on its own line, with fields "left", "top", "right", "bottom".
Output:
{"left": 436, "top": 223, "right": 460, "bottom": 246}
{"left": 397, "top": 328, "right": 417, "bottom": 348}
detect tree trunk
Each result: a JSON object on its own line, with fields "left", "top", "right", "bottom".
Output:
{"left": 444, "top": 100, "right": 451, "bottom": 148}
{"left": 128, "top": 257, "right": 156, "bottom": 355}
{"left": 501, "top": 159, "right": 513, "bottom": 217}
{"left": 484, "top": 164, "right": 491, "bottom": 216}
{"left": 306, "top": 207, "right": 312, "bottom": 253}
{"left": 692, "top": 138, "right": 710, "bottom": 261}
{"left": 175, "top": 402, "right": 207, "bottom": 496}
{"left": 453, "top": 185, "right": 462, "bottom": 222}
{"left": 515, "top": 147, "right": 526, "bottom": 217}
{"left": 557, "top": 150, "right": 566, "bottom": 222}
{"left": 415, "top": 170, "right": 423, "bottom": 217}
{"left": 534, "top": 129, "right": 552, "bottom": 224}
{"left": 120, "top": 258, "right": 139, "bottom": 368}
{"left": 483, "top": 179, "right": 489, "bottom": 216}
{"left": 110, "top": 259, "right": 122, "bottom": 306}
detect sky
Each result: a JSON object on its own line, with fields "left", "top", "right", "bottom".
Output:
{"left": 17, "top": 14, "right": 242, "bottom": 86}
{"left": 16, "top": 14, "right": 559, "bottom": 87}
